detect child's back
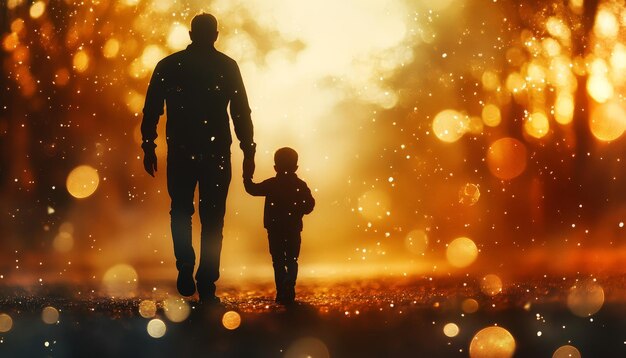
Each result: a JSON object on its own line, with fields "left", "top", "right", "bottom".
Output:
{"left": 245, "top": 171, "right": 314, "bottom": 231}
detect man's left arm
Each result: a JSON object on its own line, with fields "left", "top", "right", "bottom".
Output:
{"left": 229, "top": 62, "right": 256, "bottom": 178}
{"left": 141, "top": 61, "right": 166, "bottom": 177}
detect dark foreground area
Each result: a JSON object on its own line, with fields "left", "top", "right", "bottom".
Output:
{"left": 1, "top": 276, "right": 626, "bottom": 357}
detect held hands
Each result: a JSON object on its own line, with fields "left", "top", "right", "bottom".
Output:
{"left": 242, "top": 155, "right": 255, "bottom": 179}
{"left": 143, "top": 149, "right": 158, "bottom": 177}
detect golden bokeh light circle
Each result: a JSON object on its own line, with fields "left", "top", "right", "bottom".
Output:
{"left": 469, "top": 326, "right": 516, "bottom": 358}
{"left": 73, "top": 50, "right": 90, "bottom": 73}
{"left": 486, "top": 137, "right": 527, "bottom": 180}
{"left": 432, "top": 109, "right": 468, "bottom": 143}
{"left": 66, "top": 165, "right": 100, "bottom": 199}
{"left": 443, "top": 323, "right": 460, "bottom": 338}
{"left": 53, "top": 231, "right": 74, "bottom": 253}
{"left": 405, "top": 229, "right": 428, "bottom": 255}
{"left": 285, "top": 337, "right": 330, "bottom": 358}
{"left": 587, "top": 75, "right": 614, "bottom": 103}
{"left": 525, "top": 112, "right": 550, "bottom": 139}
{"left": 446, "top": 237, "right": 478, "bottom": 268}
{"left": 141, "top": 45, "right": 166, "bottom": 70}
{"left": 222, "top": 311, "right": 242, "bottom": 330}
{"left": 139, "top": 300, "right": 157, "bottom": 318}
{"left": 458, "top": 183, "right": 480, "bottom": 206}
{"left": 480, "top": 274, "right": 503, "bottom": 297}
{"left": 3, "top": 33, "right": 19, "bottom": 52}
{"left": 163, "top": 297, "right": 191, "bottom": 323}
{"left": 462, "top": 298, "right": 479, "bottom": 314}
{"left": 589, "top": 101, "right": 626, "bottom": 142}
{"left": 552, "top": 345, "right": 581, "bottom": 358}
{"left": 102, "top": 264, "right": 138, "bottom": 298}
{"left": 594, "top": 9, "right": 619, "bottom": 38}
{"left": 29, "top": 1, "right": 46, "bottom": 19}
{"left": 0, "top": 313, "right": 13, "bottom": 333}
{"left": 42, "top": 306, "right": 59, "bottom": 324}
{"left": 147, "top": 319, "right": 166, "bottom": 338}
{"left": 505, "top": 72, "right": 526, "bottom": 93}
{"left": 567, "top": 279, "right": 605, "bottom": 317}
{"left": 482, "top": 104, "right": 501, "bottom": 127}
{"left": 554, "top": 93, "right": 574, "bottom": 125}
{"left": 167, "top": 24, "right": 190, "bottom": 51}
{"left": 103, "top": 38, "right": 120, "bottom": 59}
{"left": 481, "top": 71, "right": 499, "bottom": 91}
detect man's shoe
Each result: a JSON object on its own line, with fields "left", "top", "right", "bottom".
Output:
{"left": 275, "top": 290, "right": 285, "bottom": 304}
{"left": 176, "top": 265, "right": 196, "bottom": 297}
{"left": 283, "top": 286, "right": 296, "bottom": 305}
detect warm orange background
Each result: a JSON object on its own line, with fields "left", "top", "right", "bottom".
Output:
{"left": 1, "top": 0, "right": 625, "bottom": 291}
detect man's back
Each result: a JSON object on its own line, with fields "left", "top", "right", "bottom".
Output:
{"left": 142, "top": 44, "right": 253, "bottom": 155}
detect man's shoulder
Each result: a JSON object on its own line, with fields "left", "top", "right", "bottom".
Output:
{"left": 156, "top": 50, "right": 186, "bottom": 68}
{"left": 213, "top": 50, "right": 239, "bottom": 68}
{"left": 157, "top": 48, "right": 238, "bottom": 68}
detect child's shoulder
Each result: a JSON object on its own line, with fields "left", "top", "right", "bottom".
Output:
{"left": 294, "top": 176, "right": 311, "bottom": 188}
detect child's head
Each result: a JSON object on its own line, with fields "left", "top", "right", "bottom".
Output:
{"left": 274, "top": 147, "right": 298, "bottom": 174}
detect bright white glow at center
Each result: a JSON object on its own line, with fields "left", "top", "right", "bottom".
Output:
{"left": 212, "top": 0, "right": 414, "bottom": 184}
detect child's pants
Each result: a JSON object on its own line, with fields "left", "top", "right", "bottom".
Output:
{"left": 267, "top": 228, "right": 302, "bottom": 292}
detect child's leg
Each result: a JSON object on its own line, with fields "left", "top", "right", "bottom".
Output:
{"left": 284, "top": 231, "right": 302, "bottom": 301}
{"left": 267, "top": 229, "right": 287, "bottom": 300}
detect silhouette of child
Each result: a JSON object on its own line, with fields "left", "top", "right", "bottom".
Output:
{"left": 244, "top": 147, "right": 315, "bottom": 304}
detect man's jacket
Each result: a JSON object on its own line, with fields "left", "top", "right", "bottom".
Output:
{"left": 141, "top": 43, "right": 254, "bottom": 156}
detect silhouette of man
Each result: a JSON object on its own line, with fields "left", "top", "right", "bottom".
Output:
{"left": 141, "top": 13, "right": 255, "bottom": 303}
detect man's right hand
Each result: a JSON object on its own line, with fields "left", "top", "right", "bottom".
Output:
{"left": 143, "top": 150, "right": 158, "bottom": 177}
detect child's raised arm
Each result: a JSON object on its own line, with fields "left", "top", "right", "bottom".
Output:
{"left": 243, "top": 177, "right": 269, "bottom": 196}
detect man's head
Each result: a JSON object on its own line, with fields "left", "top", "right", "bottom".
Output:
{"left": 189, "top": 13, "right": 218, "bottom": 45}
{"left": 274, "top": 147, "right": 299, "bottom": 174}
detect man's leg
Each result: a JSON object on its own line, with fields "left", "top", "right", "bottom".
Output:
{"left": 267, "top": 229, "right": 288, "bottom": 302}
{"left": 167, "top": 152, "right": 198, "bottom": 296}
{"left": 284, "top": 231, "right": 302, "bottom": 303}
{"left": 196, "top": 153, "right": 231, "bottom": 301}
